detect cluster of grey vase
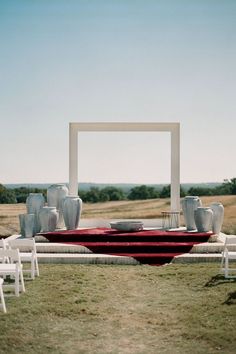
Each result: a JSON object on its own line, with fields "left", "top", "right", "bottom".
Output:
{"left": 19, "top": 184, "right": 83, "bottom": 237}
{"left": 181, "top": 196, "right": 224, "bottom": 234}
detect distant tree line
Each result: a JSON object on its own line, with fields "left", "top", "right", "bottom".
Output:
{"left": 0, "top": 185, "right": 47, "bottom": 204}
{"left": 187, "top": 178, "right": 236, "bottom": 196}
{"left": 0, "top": 178, "right": 236, "bottom": 204}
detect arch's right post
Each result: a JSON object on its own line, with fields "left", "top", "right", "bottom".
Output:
{"left": 69, "top": 123, "right": 78, "bottom": 196}
{"left": 171, "top": 123, "right": 180, "bottom": 226}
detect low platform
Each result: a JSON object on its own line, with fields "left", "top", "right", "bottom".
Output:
{"left": 8, "top": 230, "right": 231, "bottom": 266}
{"left": 37, "top": 252, "right": 139, "bottom": 265}
{"left": 173, "top": 253, "right": 222, "bottom": 263}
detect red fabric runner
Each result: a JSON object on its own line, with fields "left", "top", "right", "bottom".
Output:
{"left": 40, "top": 228, "right": 212, "bottom": 266}
{"left": 40, "top": 227, "right": 211, "bottom": 239}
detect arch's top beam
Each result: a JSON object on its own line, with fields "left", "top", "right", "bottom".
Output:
{"left": 70, "top": 122, "right": 179, "bottom": 132}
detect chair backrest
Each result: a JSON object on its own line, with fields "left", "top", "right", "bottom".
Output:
{"left": 0, "top": 239, "right": 7, "bottom": 250}
{"left": 223, "top": 236, "right": 236, "bottom": 254}
{"left": 0, "top": 249, "right": 21, "bottom": 264}
{"left": 225, "top": 236, "right": 236, "bottom": 246}
{"left": 8, "top": 239, "right": 37, "bottom": 253}
{"left": 0, "top": 239, "right": 10, "bottom": 263}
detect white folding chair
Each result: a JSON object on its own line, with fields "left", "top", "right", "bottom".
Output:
{"left": 0, "top": 249, "right": 25, "bottom": 296}
{"left": 8, "top": 238, "right": 39, "bottom": 279}
{"left": 0, "top": 278, "right": 7, "bottom": 313}
{"left": 220, "top": 236, "right": 236, "bottom": 278}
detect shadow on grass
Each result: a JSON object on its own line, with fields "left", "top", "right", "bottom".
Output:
{"left": 204, "top": 274, "right": 236, "bottom": 287}
{"left": 223, "top": 291, "right": 236, "bottom": 305}
{"left": 205, "top": 275, "right": 236, "bottom": 306}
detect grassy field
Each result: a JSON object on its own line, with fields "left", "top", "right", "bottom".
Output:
{"left": 1, "top": 263, "right": 236, "bottom": 354}
{"left": 0, "top": 195, "right": 235, "bottom": 237}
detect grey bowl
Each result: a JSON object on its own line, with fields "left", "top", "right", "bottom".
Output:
{"left": 110, "top": 221, "right": 144, "bottom": 232}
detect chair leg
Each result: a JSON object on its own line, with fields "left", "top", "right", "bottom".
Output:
{"left": 15, "top": 269, "right": 20, "bottom": 297}
{"left": 20, "top": 268, "right": 25, "bottom": 293}
{"left": 35, "top": 258, "right": 39, "bottom": 277}
{"left": 0, "top": 284, "right": 7, "bottom": 313}
{"left": 220, "top": 255, "right": 225, "bottom": 275}
{"left": 220, "top": 253, "right": 224, "bottom": 272}
{"left": 225, "top": 256, "right": 229, "bottom": 278}
{"left": 31, "top": 259, "right": 35, "bottom": 280}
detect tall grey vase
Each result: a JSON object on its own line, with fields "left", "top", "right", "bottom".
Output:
{"left": 26, "top": 193, "right": 45, "bottom": 234}
{"left": 19, "top": 214, "right": 35, "bottom": 238}
{"left": 181, "top": 196, "right": 202, "bottom": 231}
{"left": 62, "top": 196, "right": 82, "bottom": 230}
{"left": 39, "top": 207, "right": 58, "bottom": 232}
{"left": 194, "top": 207, "right": 213, "bottom": 232}
{"left": 210, "top": 202, "right": 224, "bottom": 234}
{"left": 47, "top": 184, "right": 69, "bottom": 228}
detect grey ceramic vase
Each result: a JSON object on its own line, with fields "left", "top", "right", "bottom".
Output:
{"left": 19, "top": 213, "right": 35, "bottom": 238}
{"left": 181, "top": 196, "right": 202, "bottom": 231}
{"left": 194, "top": 207, "right": 213, "bottom": 232}
{"left": 62, "top": 196, "right": 82, "bottom": 230}
{"left": 26, "top": 193, "right": 45, "bottom": 234}
{"left": 38, "top": 207, "right": 58, "bottom": 232}
{"left": 210, "top": 202, "right": 224, "bottom": 235}
{"left": 47, "top": 184, "right": 69, "bottom": 228}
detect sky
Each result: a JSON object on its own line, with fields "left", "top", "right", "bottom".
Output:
{"left": 0, "top": 0, "right": 235, "bottom": 185}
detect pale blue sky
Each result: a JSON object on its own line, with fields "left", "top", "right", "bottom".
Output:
{"left": 0, "top": 0, "right": 235, "bottom": 184}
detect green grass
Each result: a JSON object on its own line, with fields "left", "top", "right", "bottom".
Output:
{"left": 1, "top": 263, "right": 236, "bottom": 354}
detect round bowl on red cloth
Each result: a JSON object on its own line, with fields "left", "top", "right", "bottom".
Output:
{"left": 110, "top": 221, "right": 144, "bottom": 232}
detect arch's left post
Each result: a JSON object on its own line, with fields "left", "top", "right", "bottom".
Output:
{"left": 69, "top": 123, "right": 78, "bottom": 196}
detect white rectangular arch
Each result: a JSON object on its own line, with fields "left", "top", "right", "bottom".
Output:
{"left": 69, "top": 122, "right": 180, "bottom": 215}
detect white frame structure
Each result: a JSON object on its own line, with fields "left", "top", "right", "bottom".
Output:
{"left": 69, "top": 122, "right": 180, "bottom": 214}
